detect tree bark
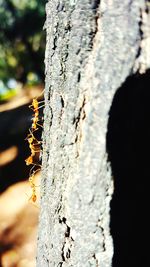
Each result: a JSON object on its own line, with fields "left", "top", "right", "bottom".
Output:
{"left": 37, "top": 0, "right": 150, "bottom": 266}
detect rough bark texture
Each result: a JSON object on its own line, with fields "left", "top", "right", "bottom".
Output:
{"left": 37, "top": 0, "right": 150, "bottom": 266}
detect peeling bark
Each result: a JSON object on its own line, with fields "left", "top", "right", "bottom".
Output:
{"left": 37, "top": 1, "right": 150, "bottom": 266}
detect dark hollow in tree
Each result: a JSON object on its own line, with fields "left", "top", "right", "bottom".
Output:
{"left": 107, "top": 70, "right": 150, "bottom": 267}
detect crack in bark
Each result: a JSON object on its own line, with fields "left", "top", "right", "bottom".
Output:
{"left": 96, "top": 219, "right": 106, "bottom": 252}
{"left": 91, "top": 0, "right": 101, "bottom": 11}
{"left": 49, "top": 105, "right": 53, "bottom": 128}
{"left": 57, "top": 2, "right": 65, "bottom": 12}
{"left": 55, "top": 195, "right": 63, "bottom": 214}
{"left": 73, "top": 95, "right": 86, "bottom": 129}
{"left": 57, "top": 262, "right": 63, "bottom": 267}
{"left": 92, "top": 0, "right": 101, "bottom": 32}
{"left": 88, "top": 0, "right": 101, "bottom": 49}
{"left": 59, "top": 94, "right": 65, "bottom": 120}
{"left": 59, "top": 9, "right": 73, "bottom": 80}
{"left": 58, "top": 217, "right": 74, "bottom": 264}
{"left": 60, "top": 95, "right": 65, "bottom": 108}
{"left": 100, "top": 226, "right": 106, "bottom": 252}
{"left": 135, "top": 8, "right": 144, "bottom": 62}
{"left": 77, "top": 71, "right": 81, "bottom": 83}
{"left": 134, "top": 2, "right": 150, "bottom": 72}
{"left": 92, "top": 253, "right": 99, "bottom": 267}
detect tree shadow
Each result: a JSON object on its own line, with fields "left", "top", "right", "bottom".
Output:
{"left": 107, "top": 70, "right": 150, "bottom": 267}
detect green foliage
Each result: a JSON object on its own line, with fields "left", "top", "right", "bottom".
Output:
{"left": 0, "top": 87, "right": 17, "bottom": 101}
{"left": 0, "top": 0, "right": 46, "bottom": 87}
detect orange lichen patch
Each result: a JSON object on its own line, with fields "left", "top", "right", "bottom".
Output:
{"left": 0, "top": 146, "right": 18, "bottom": 167}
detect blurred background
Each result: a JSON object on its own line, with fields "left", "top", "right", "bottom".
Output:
{"left": 0, "top": 0, "right": 46, "bottom": 266}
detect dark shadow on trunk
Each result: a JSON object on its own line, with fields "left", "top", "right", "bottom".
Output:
{"left": 107, "top": 70, "right": 150, "bottom": 267}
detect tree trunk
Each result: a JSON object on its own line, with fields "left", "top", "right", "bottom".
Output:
{"left": 37, "top": 0, "right": 150, "bottom": 266}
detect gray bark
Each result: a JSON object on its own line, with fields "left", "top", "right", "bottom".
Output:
{"left": 37, "top": 0, "right": 150, "bottom": 266}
